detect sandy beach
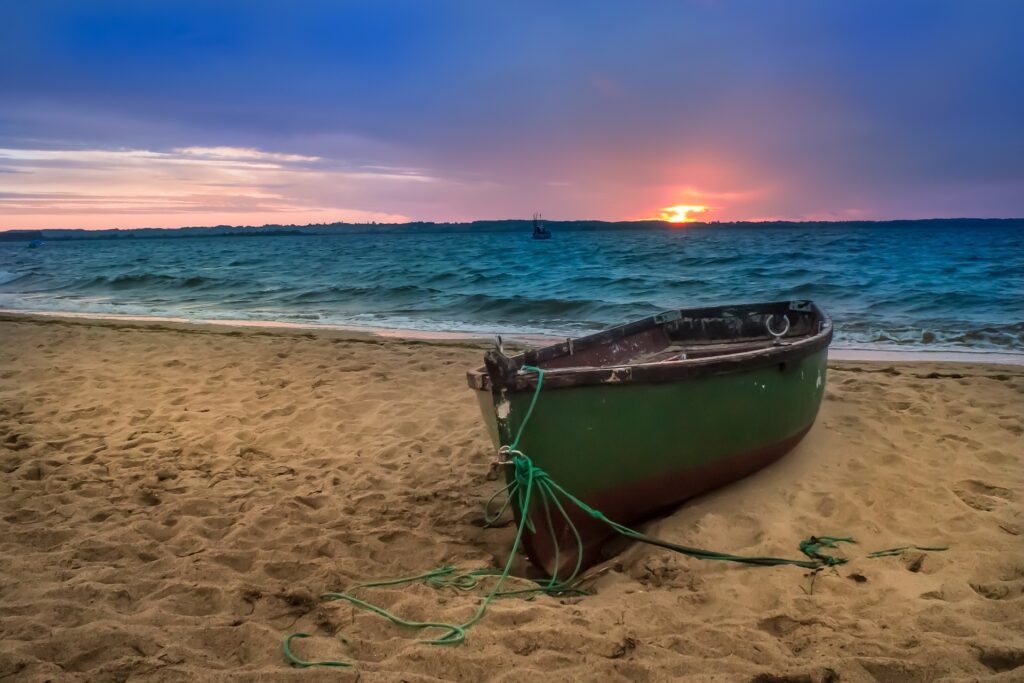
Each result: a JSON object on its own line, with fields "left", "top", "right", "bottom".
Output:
{"left": 0, "top": 313, "right": 1021, "bottom": 682}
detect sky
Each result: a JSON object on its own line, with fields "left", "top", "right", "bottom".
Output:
{"left": 1, "top": 1, "right": 1023, "bottom": 230}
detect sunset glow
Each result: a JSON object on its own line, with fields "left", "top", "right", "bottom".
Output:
{"left": 658, "top": 205, "right": 711, "bottom": 224}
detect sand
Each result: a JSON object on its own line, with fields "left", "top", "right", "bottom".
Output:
{"left": 0, "top": 314, "right": 1022, "bottom": 682}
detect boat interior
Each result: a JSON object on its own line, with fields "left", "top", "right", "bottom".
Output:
{"left": 525, "top": 300, "right": 829, "bottom": 370}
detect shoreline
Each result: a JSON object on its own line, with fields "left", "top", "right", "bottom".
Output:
{"left": 3, "top": 307, "right": 1023, "bottom": 366}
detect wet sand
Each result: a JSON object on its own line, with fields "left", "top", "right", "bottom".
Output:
{"left": 0, "top": 314, "right": 1022, "bottom": 681}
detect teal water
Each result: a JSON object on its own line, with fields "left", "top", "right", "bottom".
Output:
{"left": 1, "top": 224, "right": 1021, "bottom": 351}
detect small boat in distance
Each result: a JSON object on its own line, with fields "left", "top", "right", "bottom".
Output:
{"left": 531, "top": 212, "right": 551, "bottom": 239}
{"left": 28, "top": 239, "right": 44, "bottom": 248}
{"left": 468, "top": 300, "right": 833, "bottom": 577}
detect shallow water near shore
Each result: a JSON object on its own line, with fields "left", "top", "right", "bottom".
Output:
{"left": 1, "top": 222, "right": 1021, "bottom": 351}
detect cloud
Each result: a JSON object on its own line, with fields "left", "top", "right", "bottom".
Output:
{"left": 0, "top": 146, "right": 432, "bottom": 228}
{"left": 173, "top": 146, "right": 321, "bottom": 163}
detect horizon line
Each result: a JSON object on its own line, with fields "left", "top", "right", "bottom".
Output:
{"left": 4, "top": 216, "right": 1024, "bottom": 234}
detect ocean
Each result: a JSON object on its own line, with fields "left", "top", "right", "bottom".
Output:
{"left": 1, "top": 223, "right": 1021, "bottom": 352}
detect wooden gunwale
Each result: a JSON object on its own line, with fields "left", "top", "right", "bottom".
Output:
{"left": 467, "top": 300, "right": 833, "bottom": 392}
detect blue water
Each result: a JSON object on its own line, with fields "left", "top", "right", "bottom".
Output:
{"left": 1, "top": 224, "right": 1021, "bottom": 351}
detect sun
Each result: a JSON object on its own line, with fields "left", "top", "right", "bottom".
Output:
{"left": 657, "top": 205, "right": 710, "bottom": 223}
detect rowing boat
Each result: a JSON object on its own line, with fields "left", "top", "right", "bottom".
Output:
{"left": 467, "top": 300, "right": 833, "bottom": 576}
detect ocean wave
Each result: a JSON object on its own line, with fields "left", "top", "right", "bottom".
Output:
{"left": 422, "top": 270, "right": 519, "bottom": 286}
{"left": 0, "top": 270, "right": 26, "bottom": 286}
{"left": 567, "top": 275, "right": 654, "bottom": 287}
{"left": 72, "top": 273, "right": 219, "bottom": 291}
{"left": 453, "top": 292, "right": 662, "bottom": 322}
{"left": 227, "top": 257, "right": 269, "bottom": 267}
{"left": 776, "top": 282, "right": 861, "bottom": 299}
{"left": 284, "top": 283, "right": 444, "bottom": 304}
{"left": 837, "top": 321, "right": 1024, "bottom": 349}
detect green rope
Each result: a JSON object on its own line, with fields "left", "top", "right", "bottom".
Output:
{"left": 504, "top": 451, "right": 841, "bottom": 570}
{"left": 284, "top": 363, "right": 946, "bottom": 668}
{"left": 282, "top": 633, "right": 351, "bottom": 669}
{"left": 283, "top": 436, "right": 572, "bottom": 666}
{"left": 508, "top": 364, "right": 544, "bottom": 451}
{"left": 799, "top": 536, "right": 857, "bottom": 565}
{"left": 868, "top": 545, "right": 949, "bottom": 558}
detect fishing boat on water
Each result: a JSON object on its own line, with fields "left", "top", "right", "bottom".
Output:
{"left": 468, "top": 300, "right": 833, "bottom": 577}
{"left": 531, "top": 212, "right": 551, "bottom": 239}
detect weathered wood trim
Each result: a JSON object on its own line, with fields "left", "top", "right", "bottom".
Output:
{"left": 466, "top": 300, "right": 833, "bottom": 392}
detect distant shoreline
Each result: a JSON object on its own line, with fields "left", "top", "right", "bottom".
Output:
{"left": 2, "top": 217, "right": 1023, "bottom": 242}
{"left": 3, "top": 309, "right": 1022, "bottom": 365}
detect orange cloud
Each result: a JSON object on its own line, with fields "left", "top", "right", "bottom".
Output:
{"left": 0, "top": 146, "right": 421, "bottom": 229}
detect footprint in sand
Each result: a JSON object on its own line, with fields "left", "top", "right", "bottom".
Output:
{"left": 977, "top": 646, "right": 1024, "bottom": 673}
{"left": 971, "top": 580, "right": 1024, "bottom": 600}
{"left": 951, "top": 480, "right": 1012, "bottom": 511}
{"left": 970, "top": 562, "right": 1024, "bottom": 601}
{"left": 756, "top": 614, "right": 810, "bottom": 638}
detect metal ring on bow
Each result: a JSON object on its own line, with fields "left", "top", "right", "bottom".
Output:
{"left": 766, "top": 314, "right": 790, "bottom": 344}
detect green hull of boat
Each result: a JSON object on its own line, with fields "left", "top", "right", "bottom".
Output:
{"left": 476, "top": 347, "right": 826, "bottom": 484}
